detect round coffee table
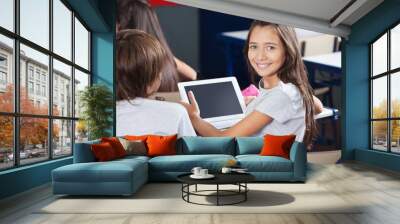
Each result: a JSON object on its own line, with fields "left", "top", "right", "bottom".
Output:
{"left": 177, "top": 173, "right": 255, "bottom": 206}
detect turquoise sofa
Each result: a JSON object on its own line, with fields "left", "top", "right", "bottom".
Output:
{"left": 52, "top": 137, "right": 306, "bottom": 196}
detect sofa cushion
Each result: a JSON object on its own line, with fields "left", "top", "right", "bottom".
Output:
{"left": 236, "top": 155, "right": 293, "bottom": 172}
{"left": 178, "top": 137, "right": 235, "bottom": 155}
{"left": 260, "top": 134, "right": 296, "bottom": 159}
{"left": 91, "top": 142, "right": 118, "bottom": 161}
{"left": 148, "top": 154, "right": 235, "bottom": 172}
{"left": 124, "top": 135, "right": 149, "bottom": 141}
{"left": 114, "top": 155, "right": 150, "bottom": 164}
{"left": 235, "top": 137, "right": 263, "bottom": 155}
{"left": 147, "top": 134, "right": 177, "bottom": 157}
{"left": 52, "top": 158, "right": 147, "bottom": 183}
{"left": 74, "top": 139, "right": 100, "bottom": 163}
{"left": 118, "top": 138, "right": 147, "bottom": 156}
{"left": 101, "top": 137, "right": 127, "bottom": 158}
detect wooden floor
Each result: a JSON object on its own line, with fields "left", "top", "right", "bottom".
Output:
{"left": 1, "top": 150, "right": 400, "bottom": 224}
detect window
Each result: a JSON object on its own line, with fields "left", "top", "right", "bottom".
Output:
{"left": 371, "top": 23, "right": 400, "bottom": 154}
{"left": 0, "top": 0, "right": 14, "bottom": 32}
{"left": 0, "top": 34, "right": 13, "bottom": 113}
{"left": 0, "top": 0, "right": 91, "bottom": 170}
{"left": 20, "top": 0, "right": 49, "bottom": 49}
{"left": 0, "top": 55, "right": 7, "bottom": 67}
{"left": 28, "top": 67, "right": 34, "bottom": 80}
{"left": 75, "top": 17, "right": 89, "bottom": 70}
{"left": 0, "top": 116, "right": 13, "bottom": 170}
{"left": 42, "top": 85, "right": 46, "bottom": 97}
{"left": 0, "top": 71, "right": 6, "bottom": 85}
{"left": 53, "top": 119, "right": 72, "bottom": 158}
{"left": 28, "top": 81, "right": 34, "bottom": 94}
{"left": 53, "top": 59, "right": 71, "bottom": 116}
{"left": 0, "top": 54, "right": 8, "bottom": 86}
{"left": 74, "top": 69, "right": 89, "bottom": 119}
{"left": 35, "top": 70, "right": 41, "bottom": 81}
{"left": 36, "top": 83, "right": 40, "bottom": 95}
{"left": 53, "top": 0, "right": 72, "bottom": 60}
{"left": 61, "top": 93, "right": 64, "bottom": 103}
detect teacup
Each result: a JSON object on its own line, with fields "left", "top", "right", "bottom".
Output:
{"left": 191, "top": 167, "right": 202, "bottom": 176}
{"left": 199, "top": 169, "right": 208, "bottom": 176}
{"left": 221, "top": 167, "right": 232, "bottom": 174}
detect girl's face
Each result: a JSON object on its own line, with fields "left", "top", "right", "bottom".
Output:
{"left": 248, "top": 25, "right": 286, "bottom": 79}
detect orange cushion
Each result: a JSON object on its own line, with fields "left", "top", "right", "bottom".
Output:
{"left": 146, "top": 134, "right": 177, "bottom": 157}
{"left": 91, "top": 142, "right": 118, "bottom": 162}
{"left": 101, "top": 137, "right": 127, "bottom": 158}
{"left": 259, "top": 134, "right": 296, "bottom": 159}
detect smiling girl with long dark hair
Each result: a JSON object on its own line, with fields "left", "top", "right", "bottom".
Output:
{"left": 181, "top": 21, "right": 323, "bottom": 148}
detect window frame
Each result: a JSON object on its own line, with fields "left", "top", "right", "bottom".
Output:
{"left": 370, "top": 20, "right": 400, "bottom": 154}
{"left": 0, "top": 0, "right": 92, "bottom": 171}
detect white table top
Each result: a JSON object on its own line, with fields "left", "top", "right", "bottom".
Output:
{"left": 315, "top": 107, "right": 339, "bottom": 119}
{"left": 303, "top": 52, "right": 341, "bottom": 68}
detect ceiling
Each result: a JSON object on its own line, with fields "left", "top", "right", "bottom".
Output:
{"left": 168, "top": 0, "right": 384, "bottom": 38}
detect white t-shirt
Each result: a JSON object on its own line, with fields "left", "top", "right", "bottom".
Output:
{"left": 116, "top": 98, "right": 197, "bottom": 138}
{"left": 245, "top": 80, "right": 306, "bottom": 142}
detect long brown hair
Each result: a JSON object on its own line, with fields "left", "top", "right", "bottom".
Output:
{"left": 116, "top": 0, "right": 178, "bottom": 91}
{"left": 243, "top": 21, "right": 317, "bottom": 147}
{"left": 116, "top": 29, "right": 168, "bottom": 101}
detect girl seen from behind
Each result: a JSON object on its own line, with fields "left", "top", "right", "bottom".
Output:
{"left": 116, "top": 0, "right": 197, "bottom": 92}
{"left": 116, "top": 29, "right": 196, "bottom": 138}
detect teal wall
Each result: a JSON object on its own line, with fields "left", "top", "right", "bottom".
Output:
{"left": 343, "top": 0, "right": 400, "bottom": 171}
{"left": 67, "top": 0, "right": 110, "bottom": 32}
{"left": 342, "top": 43, "right": 369, "bottom": 159}
{"left": 92, "top": 33, "right": 114, "bottom": 87}
{"left": 91, "top": 0, "right": 115, "bottom": 135}
{"left": 355, "top": 149, "right": 400, "bottom": 172}
{"left": 0, "top": 0, "right": 115, "bottom": 200}
{"left": 92, "top": 32, "right": 115, "bottom": 136}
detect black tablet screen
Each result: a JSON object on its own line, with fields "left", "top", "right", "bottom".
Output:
{"left": 184, "top": 81, "right": 243, "bottom": 119}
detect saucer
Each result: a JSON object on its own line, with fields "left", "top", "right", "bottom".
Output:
{"left": 232, "top": 170, "right": 249, "bottom": 174}
{"left": 190, "top": 174, "right": 215, "bottom": 179}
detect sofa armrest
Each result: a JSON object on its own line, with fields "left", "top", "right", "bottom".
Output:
{"left": 73, "top": 140, "right": 100, "bottom": 163}
{"left": 289, "top": 142, "right": 307, "bottom": 181}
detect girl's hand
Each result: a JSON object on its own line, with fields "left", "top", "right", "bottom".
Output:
{"left": 312, "top": 95, "right": 323, "bottom": 114}
{"left": 244, "top": 96, "right": 256, "bottom": 105}
{"left": 174, "top": 57, "right": 197, "bottom": 81}
{"left": 179, "top": 91, "right": 201, "bottom": 119}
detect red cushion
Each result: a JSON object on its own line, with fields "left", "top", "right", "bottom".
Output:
{"left": 259, "top": 134, "right": 296, "bottom": 159}
{"left": 101, "top": 137, "right": 127, "bottom": 158}
{"left": 146, "top": 134, "right": 177, "bottom": 157}
{"left": 91, "top": 142, "right": 118, "bottom": 162}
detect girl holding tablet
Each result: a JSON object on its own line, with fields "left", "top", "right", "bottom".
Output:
{"left": 180, "top": 21, "right": 323, "bottom": 147}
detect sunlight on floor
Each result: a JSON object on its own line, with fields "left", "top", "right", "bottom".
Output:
{"left": 307, "top": 150, "right": 341, "bottom": 164}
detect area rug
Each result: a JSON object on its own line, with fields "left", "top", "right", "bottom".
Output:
{"left": 37, "top": 183, "right": 362, "bottom": 214}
